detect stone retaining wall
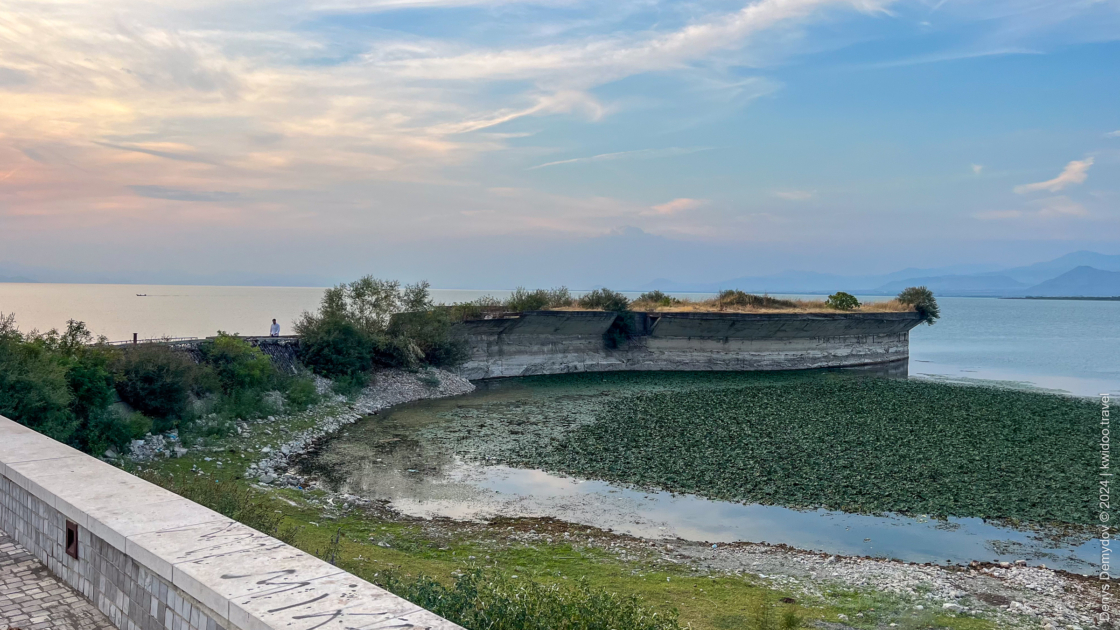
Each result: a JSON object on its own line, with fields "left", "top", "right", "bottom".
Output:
{"left": 0, "top": 415, "right": 460, "bottom": 630}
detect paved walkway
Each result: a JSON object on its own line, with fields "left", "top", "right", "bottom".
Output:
{"left": 0, "top": 530, "right": 114, "bottom": 630}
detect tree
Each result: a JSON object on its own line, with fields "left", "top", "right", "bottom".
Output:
{"left": 897, "top": 286, "right": 940, "bottom": 325}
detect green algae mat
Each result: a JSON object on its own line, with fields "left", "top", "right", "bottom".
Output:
{"left": 498, "top": 376, "right": 1098, "bottom": 526}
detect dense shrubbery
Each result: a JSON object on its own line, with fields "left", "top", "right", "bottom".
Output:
{"left": 635, "top": 290, "right": 679, "bottom": 307}
{"left": 825, "top": 292, "right": 860, "bottom": 311}
{"left": 0, "top": 314, "right": 318, "bottom": 455}
{"left": 113, "top": 343, "right": 197, "bottom": 425}
{"left": 718, "top": 290, "right": 797, "bottom": 309}
{"left": 897, "top": 286, "right": 939, "bottom": 324}
{"left": 295, "top": 277, "right": 468, "bottom": 389}
{"left": 506, "top": 287, "right": 573, "bottom": 312}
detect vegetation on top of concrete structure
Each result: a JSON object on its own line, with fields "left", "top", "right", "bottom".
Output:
{"left": 825, "top": 292, "right": 861, "bottom": 311}
{"left": 896, "top": 286, "right": 940, "bottom": 325}
{"left": 634, "top": 290, "right": 681, "bottom": 307}
{"left": 0, "top": 314, "right": 319, "bottom": 456}
{"left": 373, "top": 567, "right": 688, "bottom": 630}
{"left": 295, "top": 276, "right": 468, "bottom": 391}
{"left": 506, "top": 286, "right": 574, "bottom": 312}
{"left": 572, "top": 288, "right": 635, "bottom": 348}
{"left": 576, "top": 288, "right": 631, "bottom": 312}
{"left": 718, "top": 290, "right": 798, "bottom": 309}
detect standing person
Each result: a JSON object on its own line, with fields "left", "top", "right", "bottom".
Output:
{"left": 270, "top": 319, "right": 280, "bottom": 337}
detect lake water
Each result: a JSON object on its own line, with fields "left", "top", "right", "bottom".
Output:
{"left": 0, "top": 283, "right": 1115, "bottom": 395}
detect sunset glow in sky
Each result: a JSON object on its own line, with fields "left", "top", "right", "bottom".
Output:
{"left": 1, "top": 0, "right": 1118, "bottom": 286}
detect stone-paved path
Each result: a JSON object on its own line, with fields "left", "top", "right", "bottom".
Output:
{"left": 0, "top": 530, "right": 114, "bottom": 630}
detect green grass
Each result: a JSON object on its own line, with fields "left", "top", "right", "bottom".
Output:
{"left": 502, "top": 377, "right": 1098, "bottom": 526}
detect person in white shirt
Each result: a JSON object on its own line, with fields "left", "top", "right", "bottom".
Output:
{"left": 270, "top": 319, "right": 280, "bottom": 337}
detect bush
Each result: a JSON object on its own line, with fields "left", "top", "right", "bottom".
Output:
{"left": 296, "top": 317, "right": 375, "bottom": 380}
{"left": 388, "top": 310, "right": 469, "bottom": 368}
{"left": 198, "top": 333, "right": 276, "bottom": 393}
{"left": 897, "top": 286, "right": 940, "bottom": 325}
{"left": 113, "top": 344, "right": 197, "bottom": 425}
{"left": 825, "top": 292, "right": 860, "bottom": 311}
{"left": 636, "top": 290, "right": 678, "bottom": 307}
{"left": 507, "top": 287, "right": 574, "bottom": 312}
{"left": 578, "top": 288, "right": 630, "bottom": 311}
{"left": 285, "top": 376, "right": 320, "bottom": 411}
{"left": 373, "top": 568, "right": 682, "bottom": 630}
{"left": 718, "top": 290, "right": 797, "bottom": 309}
{"left": 0, "top": 315, "right": 79, "bottom": 442}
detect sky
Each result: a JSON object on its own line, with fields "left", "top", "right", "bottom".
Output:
{"left": 0, "top": 0, "right": 1118, "bottom": 288}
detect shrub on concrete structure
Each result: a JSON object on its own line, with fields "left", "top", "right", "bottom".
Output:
{"left": 825, "top": 292, "right": 861, "bottom": 311}
{"left": 897, "top": 286, "right": 940, "bottom": 325}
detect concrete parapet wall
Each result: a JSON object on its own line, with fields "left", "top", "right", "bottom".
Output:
{"left": 0, "top": 415, "right": 461, "bottom": 630}
{"left": 456, "top": 311, "right": 923, "bottom": 379}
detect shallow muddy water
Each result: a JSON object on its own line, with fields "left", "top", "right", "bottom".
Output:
{"left": 303, "top": 372, "right": 1096, "bottom": 574}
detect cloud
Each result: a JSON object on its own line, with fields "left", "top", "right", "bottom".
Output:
{"left": 1013, "top": 158, "right": 1094, "bottom": 194}
{"left": 1034, "top": 196, "right": 1088, "bottom": 217}
{"left": 1106, "top": 130, "right": 1120, "bottom": 138}
{"left": 971, "top": 164, "right": 983, "bottom": 175}
{"left": 772, "top": 190, "right": 814, "bottom": 201}
{"left": 973, "top": 196, "right": 1089, "bottom": 221}
{"left": 528, "top": 147, "right": 712, "bottom": 170}
{"left": 129, "top": 186, "right": 240, "bottom": 202}
{"left": 646, "top": 198, "right": 704, "bottom": 215}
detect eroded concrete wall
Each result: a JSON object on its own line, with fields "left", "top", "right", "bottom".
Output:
{"left": 456, "top": 311, "right": 923, "bottom": 379}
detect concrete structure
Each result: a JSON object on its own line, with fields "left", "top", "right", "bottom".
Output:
{"left": 456, "top": 310, "right": 925, "bottom": 379}
{"left": 0, "top": 415, "right": 461, "bottom": 630}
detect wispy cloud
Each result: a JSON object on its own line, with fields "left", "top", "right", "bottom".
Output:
{"left": 1013, "top": 158, "right": 1093, "bottom": 194}
{"left": 528, "top": 147, "right": 712, "bottom": 170}
{"left": 868, "top": 47, "right": 1042, "bottom": 69}
{"left": 973, "top": 196, "right": 1089, "bottom": 220}
{"left": 1106, "top": 130, "right": 1120, "bottom": 138}
{"left": 129, "top": 186, "right": 240, "bottom": 202}
{"left": 971, "top": 164, "right": 983, "bottom": 175}
{"left": 646, "top": 198, "right": 704, "bottom": 215}
{"left": 772, "top": 189, "right": 814, "bottom": 201}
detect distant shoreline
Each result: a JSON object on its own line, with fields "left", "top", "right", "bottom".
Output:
{"left": 1003, "top": 296, "right": 1120, "bottom": 301}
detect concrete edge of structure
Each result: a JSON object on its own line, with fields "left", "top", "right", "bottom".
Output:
{"left": 0, "top": 414, "right": 462, "bottom": 630}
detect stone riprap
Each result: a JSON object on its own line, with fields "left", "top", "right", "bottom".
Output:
{"left": 455, "top": 310, "right": 925, "bottom": 379}
{"left": 0, "top": 415, "right": 462, "bottom": 630}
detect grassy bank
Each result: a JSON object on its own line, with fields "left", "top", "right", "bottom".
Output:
{"left": 497, "top": 376, "right": 1097, "bottom": 526}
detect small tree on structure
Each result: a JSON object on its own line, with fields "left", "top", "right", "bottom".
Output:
{"left": 897, "top": 286, "right": 940, "bottom": 325}
{"left": 825, "top": 292, "right": 860, "bottom": 311}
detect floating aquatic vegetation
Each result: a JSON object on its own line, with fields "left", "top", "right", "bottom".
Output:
{"left": 499, "top": 377, "right": 1098, "bottom": 526}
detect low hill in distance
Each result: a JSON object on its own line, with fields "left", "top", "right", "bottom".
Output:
{"left": 1018, "top": 266, "right": 1120, "bottom": 298}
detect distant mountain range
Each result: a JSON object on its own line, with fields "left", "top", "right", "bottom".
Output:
{"left": 641, "top": 251, "right": 1120, "bottom": 297}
